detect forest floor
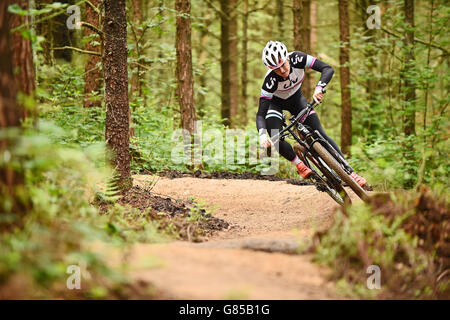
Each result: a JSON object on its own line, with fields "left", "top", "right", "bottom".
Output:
{"left": 118, "top": 175, "right": 363, "bottom": 299}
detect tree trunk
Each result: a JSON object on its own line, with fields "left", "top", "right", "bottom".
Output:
{"left": 338, "top": 0, "right": 352, "bottom": 157}
{"left": 403, "top": 0, "right": 416, "bottom": 136}
{"left": 310, "top": 1, "right": 317, "bottom": 55}
{"left": 130, "top": 0, "right": 143, "bottom": 98}
{"left": 220, "top": 0, "right": 231, "bottom": 127}
{"left": 197, "top": 6, "right": 212, "bottom": 118}
{"left": 176, "top": 0, "right": 196, "bottom": 135}
{"left": 83, "top": 0, "right": 102, "bottom": 108}
{"left": 229, "top": 0, "right": 238, "bottom": 127}
{"left": 0, "top": 0, "right": 28, "bottom": 228}
{"left": 292, "top": 0, "right": 303, "bottom": 55}
{"left": 301, "top": 0, "right": 312, "bottom": 98}
{"left": 104, "top": 0, "right": 131, "bottom": 191}
{"left": 128, "top": 0, "right": 144, "bottom": 137}
{"left": 402, "top": 0, "right": 416, "bottom": 188}
{"left": 356, "top": 0, "right": 378, "bottom": 138}
{"left": 9, "top": 0, "right": 36, "bottom": 120}
{"left": 276, "top": 0, "right": 285, "bottom": 43}
{"left": 293, "top": 1, "right": 312, "bottom": 97}
{"left": 240, "top": 0, "right": 249, "bottom": 126}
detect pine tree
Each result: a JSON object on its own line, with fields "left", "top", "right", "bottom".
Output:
{"left": 83, "top": 0, "right": 102, "bottom": 108}
{"left": 176, "top": 0, "right": 197, "bottom": 135}
{"left": 104, "top": 0, "right": 131, "bottom": 191}
{"left": 338, "top": 0, "right": 352, "bottom": 156}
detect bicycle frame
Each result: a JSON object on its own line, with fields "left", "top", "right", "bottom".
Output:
{"left": 270, "top": 99, "right": 354, "bottom": 175}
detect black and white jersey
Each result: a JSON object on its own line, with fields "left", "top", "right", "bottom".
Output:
{"left": 256, "top": 51, "right": 334, "bottom": 131}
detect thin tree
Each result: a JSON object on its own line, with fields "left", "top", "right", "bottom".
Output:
{"left": 356, "top": 0, "right": 379, "bottom": 138}
{"left": 301, "top": 0, "right": 312, "bottom": 98}
{"left": 402, "top": 0, "right": 417, "bottom": 188}
{"left": 9, "top": 0, "right": 36, "bottom": 119}
{"left": 240, "top": 0, "right": 249, "bottom": 126}
{"left": 229, "top": 0, "right": 239, "bottom": 127}
{"left": 220, "top": 0, "right": 239, "bottom": 127}
{"left": 129, "top": 0, "right": 143, "bottom": 98}
{"left": 403, "top": 0, "right": 416, "bottom": 137}
{"left": 338, "top": 0, "right": 352, "bottom": 156}
{"left": 197, "top": 5, "right": 212, "bottom": 118}
{"left": 83, "top": 0, "right": 102, "bottom": 108}
{"left": 276, "top": 0, "right": 285, "bottom": 43}
{"left": 310, "top": 1, "right": 317, "bottom": 54}
{"left": 175, "top": 0, "right": 196, "bottom": 135}
{"left": 104, "top": 0, "right": 131, "bottom": 191}
{"left": 293, "top": 0, "right": 312, "bottom": 98}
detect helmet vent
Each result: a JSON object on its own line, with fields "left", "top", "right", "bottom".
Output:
{"left": 270, "top": 54, "right": 276, "bottom": 66}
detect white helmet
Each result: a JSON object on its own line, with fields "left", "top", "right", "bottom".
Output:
{"left": 262, "top": 41, "right": 288, "bottom": 69}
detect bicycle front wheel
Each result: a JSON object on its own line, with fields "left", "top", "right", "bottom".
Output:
{"left": 294, "top": 143, "right": 350, "bottom": 206}
{"left": 312, "top": 142, "right": 369, "bottom": 202}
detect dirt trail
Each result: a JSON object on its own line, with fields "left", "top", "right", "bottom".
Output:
{"left": 125, "top": 175, "right": 359, "bottom": 299}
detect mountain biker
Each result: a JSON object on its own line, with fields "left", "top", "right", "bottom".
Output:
{"left": 257, "top": 40, "right": 367, "bottom": 187}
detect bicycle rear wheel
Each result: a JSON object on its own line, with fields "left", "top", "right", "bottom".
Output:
{"left": 312, "top": 142, "right": 369, "bottom": 202}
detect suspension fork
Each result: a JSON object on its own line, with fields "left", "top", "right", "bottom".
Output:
{"left": 312, "top": 130, "right": 354, "bottom": 173}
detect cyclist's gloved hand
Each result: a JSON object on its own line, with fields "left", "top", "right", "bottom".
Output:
{"left": 313, "top": 86, "right": 325, "bottom": 104}
{"left": 259, "top": 129, "right": 273, "bottom": 149}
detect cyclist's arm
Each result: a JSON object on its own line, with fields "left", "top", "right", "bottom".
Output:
{"left": 256, "top": 98, "right": 270, "bottom": 133}
{"left": 290, "top": 51, "right": 334, "bottom": 91}
{"left": 256, "top": 74, "right": 278, "bottom": 133}
{"left": 309, "top": 58, "right": 334, "bottom": 91}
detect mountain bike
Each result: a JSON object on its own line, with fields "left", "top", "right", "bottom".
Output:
{"left": 269, "top": 94, "right": 370, "bottom": 205}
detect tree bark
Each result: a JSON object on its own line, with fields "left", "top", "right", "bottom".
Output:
{"left": 338, "top": 0, "right": 352, "bottom": 157}
{"left": 229, "top": 0, "right": 238, "bottom": 127}
{"left": 403, "top": 0, "right": 416, "bottom": 136}
{"left": 310, "top": 0, "right": 317, "bottom": 55}
{"left": 240, "top": 0, "right": 249, "bottom": 126}
{"left": 176, "top": 0, "right": 196, "bottom": 135}
{"left": 301, "top": 0, "right": 312, "bottom": 98}
{"left": 293, "top": 1, "right": 312, "bottom": 98}
{"left": 197, "top": 6, "right": 212, "bottom": 118}
{"left": 9, "top": 0, "right": 36, "bottom": 119}
{"left": 276, "top": 0, "right": 285, "bottom": 43}
{"left": 130, "top": 0, "right": 143, "bottom": 98}
{"left": 83, "top": 0, "right": 102, "bottom": 108}
{"left": 220, "top": 0, "right": 231, "bottom": 127}
{"left": 292, "top": 0, "right": 303, "bottom": 56}
{"left": 0, "top": 0, "right": 28, "bottom": 228}
{"left": 356, "top": 0, "right": 378, "bottom": 137}
{"left": 104, "top": 0, "right": 131, "bottom": 191}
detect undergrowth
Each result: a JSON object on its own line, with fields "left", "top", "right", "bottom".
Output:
{"left": 311, "top": 187, "right": 449, "bottom": 299}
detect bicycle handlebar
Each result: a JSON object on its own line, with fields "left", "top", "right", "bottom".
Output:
{"left": 268, "top": 88, "right": 326, "bottom": 146}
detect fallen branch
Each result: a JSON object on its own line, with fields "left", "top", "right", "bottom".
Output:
{"left": 52, "top": 46, "right": 101, "bottom": 56}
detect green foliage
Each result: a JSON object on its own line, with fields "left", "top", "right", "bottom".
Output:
{"left": 37, "top": 64, "right": 278, "bottom": 176}
{"left": 347, "top": 0, "right": 449, "bottom": 190}
{"left": 0, "top": 123, "right": 116, "bottom": 296}
{"left": 102, "top": 204, "right": 174, "bottom": 243}
{"left": 312, "top": 190, "right": 448, "bottom": 299}
{"left": 186, "top": 196, "right": 218, "bottom": 223}
{"left": 0, "top": 121, "right": 173, "bottom": 298}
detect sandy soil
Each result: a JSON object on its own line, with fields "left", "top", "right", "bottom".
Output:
{"left": 125, "top": 175, "right": 360, "bottom": 299}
